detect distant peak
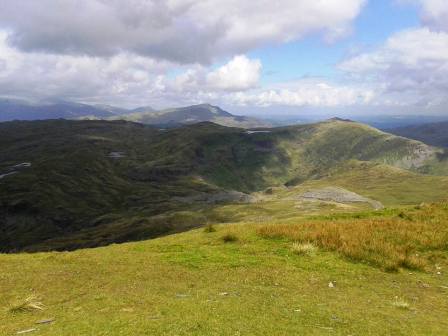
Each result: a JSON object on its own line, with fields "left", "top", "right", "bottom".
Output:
{"left": 194, "top": 103, "right": 218, "bottom": 109}
{"left": 328, "top": 117, "right": 353, "bottom": 122}
{"left": 186, "top": 103, "right": 231, "bottom": 116}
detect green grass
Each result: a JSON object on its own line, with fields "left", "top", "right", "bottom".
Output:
{"left": 1, "top": 203, "right": 448, "bottom": 335}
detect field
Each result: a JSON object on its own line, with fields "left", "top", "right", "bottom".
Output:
{"left": 1, "top": 202, "right": 448, "bottom": 335}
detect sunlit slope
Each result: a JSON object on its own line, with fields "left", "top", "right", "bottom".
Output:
{"left": 1, "top": 202, "right": 448, "bottom": 335}
{"left": 1, "top": 118, "right": 447, "bottom": 252}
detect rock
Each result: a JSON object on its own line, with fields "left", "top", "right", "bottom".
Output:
{"left": 36, "top": 319, "right": 54, "bottom": 324}
{"left": 298, "top": 186, "right": 384, "bottom": 210}
{"left": 174, "top": 191, "right": 256, "bottom": 204}
{"left": 108, "top": 151, "right": 126, "bottom": 158}
{"left": 17, "top": 329, "right": 37, "bottom": 334}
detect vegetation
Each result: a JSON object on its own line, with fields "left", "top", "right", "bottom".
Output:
{"left": 291, "top": 242, "right": 318, "bottom": 256}
{"left": 1, "top": 202, "right": 448, "bottom": 335}
{"left": 1, "top": 119, "right": 448, "bottom": 252}
{"left": 8, "top": 295, "right": 44, "bottom": 313}
{"left": 390, "top": 121, "right": 448, "bottom": 148}
{"left": 258, "top": 202, "right": 448, "bottom": 272}
{"left": 221, "top": 233, "right": 239, "bottom": 243}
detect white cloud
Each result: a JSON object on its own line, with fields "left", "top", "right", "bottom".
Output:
{"left": 228, "top": 80, "right": 374, "bottom": 107}
{"left": 0, "top": 31, "right": 263, "bottom": 107}
{"left": 0, "top": 0, "right": 365, "bottom": 64}
{"left": 206, "top": 55, "right": 261, "bottom": 91}
{"left": 418, "top": 0, "right": 448, "bottom": 31}
{"left": 339, "top": 28, "right": 448, "bottom": 106}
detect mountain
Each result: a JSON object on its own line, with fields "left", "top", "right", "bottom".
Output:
{"left": 130, "top": 105, "right": 156, "bottom": 113}
{"left": 0, "top": 98, "right": 125, "bottom": 121}
{"left": 1, "top": 118, "right": 448, "bottom": 252}
{"left": 111, "top": 103, "right": 272, "bottom": 128}
{"left": 388, "top": 121, "right": 448, "bottom": 148}
{"left": 0, "top": 99, "right": 270, "bottom": 128}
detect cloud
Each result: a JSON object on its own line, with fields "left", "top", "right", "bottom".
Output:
{"left": 0, "top": 32, "right": 263, "bottom": 107}
{"left": 339, "top": 27, "right": 448, "bottom": 107}
{"left": 227, "top": 80, "right": 374, "bottom": 107}
{"left": 206, "top": 56, "right": 261, "bottom": 91}
{"left": 418, "top": 0, "right": 448, "bottom": 31}
{"left": 0, "top": 0, "right": 365, "bottom": 64}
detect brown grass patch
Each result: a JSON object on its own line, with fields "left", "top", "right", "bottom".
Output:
{"left": 257, "top": 202, "right": 448, "bottom": 271}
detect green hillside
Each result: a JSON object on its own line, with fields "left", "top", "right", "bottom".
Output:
{"left": 1, "top": 202, "right": 448, "bottom": 335}
{"left": 389, "top": 121, "right": 448, "bottom": 148}
{"left": 1, "top": 119, "right": 448, "bottom": 252}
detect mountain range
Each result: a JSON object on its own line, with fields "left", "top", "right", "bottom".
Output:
{"left": 388, "top": 121, "right": 448, "bottom": 148}
{"left": 0, "top": 99, "right": 270, "bottom": 128}
{"left": 1, "top": 117, "right": 448, "bottom": 252}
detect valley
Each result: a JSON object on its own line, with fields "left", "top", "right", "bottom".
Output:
{"left": 1, "top": 118, "right": 448, "bottom": 252}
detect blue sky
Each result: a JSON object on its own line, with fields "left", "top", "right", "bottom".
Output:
{"left": 0, "top": 0, "right": 447, "bottom": 116}
{"left": 250, "top": 0, "right": 420, "bottom": 85}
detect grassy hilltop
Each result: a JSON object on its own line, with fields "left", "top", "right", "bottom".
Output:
{"left": 1, "top": 202, "right": 448, "bottom": 335}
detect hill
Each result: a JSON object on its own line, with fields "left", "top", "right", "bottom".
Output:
{"left": 0, "top": 100, "right": 270, "bottom": 128}
{"left": 0, "top": 99, "right": 124, "bottom": 121}
{"left": 1, "top": 118, "right": 448, "bottom": 252}
{"left": 1, "top": 201, "right": 448, "bottom": 335}
{"left": 389, "top": 121, "right": 448, "bottom": 148}
{"left": 111, "top": 103, "right": 271, "bottom": 128}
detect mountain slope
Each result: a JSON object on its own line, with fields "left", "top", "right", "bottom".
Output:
{"left": 0, "top": 99, "right": 122, "bottom": 121}
{"left": 112, "top": 103, "right": 272, "bottom": 128}
{"left": 1, "top": 119, "right": 448, "bottom": 252}
{"left": 389, "top": 121, "right": 448, "bottom": 148}
{"left": 1, "top": 202, "right": 448, "bottom": 335}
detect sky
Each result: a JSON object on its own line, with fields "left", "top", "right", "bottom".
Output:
{"left": 0, "top": 0, "right": 447, "bottom": 117}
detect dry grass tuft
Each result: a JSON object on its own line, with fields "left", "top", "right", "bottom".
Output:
{"left": 392, "top": 297, "right": 410, "bottom": 309}
{"left": 257, "top": 202, "right": 448, "bottom": 271}
{"left": 9, "top": 295, "right": 44, "bottom": 313}
{"left": 221, "top": 233, "right": 238, "bottom": 243}
{"left": 291, "top": 242, "right": 317, "bottom": 256}
{"left": 203, "top": 224, "right": 216, "bottom": 233}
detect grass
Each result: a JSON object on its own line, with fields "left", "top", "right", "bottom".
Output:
{"left": 257, "top": 202, "right": 448, "bottom": 272}
{"left": 9, "top": 295, "right": 44, "bottom": 313}
{"left": 221, "top": 233, "right": 238, "bottom": 243}
{"left": 203, "top": 224, "right": 216, "bottom": 233}
{"left": 291, "top": 242, "right": 317, "bottom": 256}
{"left": 392, "top": 297, "right": 411, "bottom": 310}
{"left": 1, "top": 202, "right": 448, "bottom": 335}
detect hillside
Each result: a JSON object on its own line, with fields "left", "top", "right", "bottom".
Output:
{"left": 0, "top": 99, "right": 270, "bottom": 128}
{"left": 111, "top": 103, "right": 271, "bottom": 128}
{"left": 1, "top": 119, "right": 448, "bottom": 252}
{"left": 389, "top": 121, "right": 448, "bottom": 148}
{"left": 1, "top": 202, "right": 448, "bottom": 335}
{"left": 0, "top": 99, "right": 124, "bottom": 121}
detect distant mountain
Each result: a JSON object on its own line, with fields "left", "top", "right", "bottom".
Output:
{"left": 112, "top": 103, "right": 272, "bottom": 128}
{"left": 92, "top": 104, "right": 129, "bottom": 115}
{"left": 130, "top": 106, "right": 155, "bottom": 113}
{"left": 0, "top": 98, "right": 121, "bottom": 121}
{"left": 0, "top": 99, "right": 269, "bottom": 128}
{"left": 389, "top": 121, "right": 448, "bottom": 148}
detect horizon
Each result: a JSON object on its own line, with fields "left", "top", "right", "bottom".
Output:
{"left": 0, "top": 0, "right": 447, "bottom": 119}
